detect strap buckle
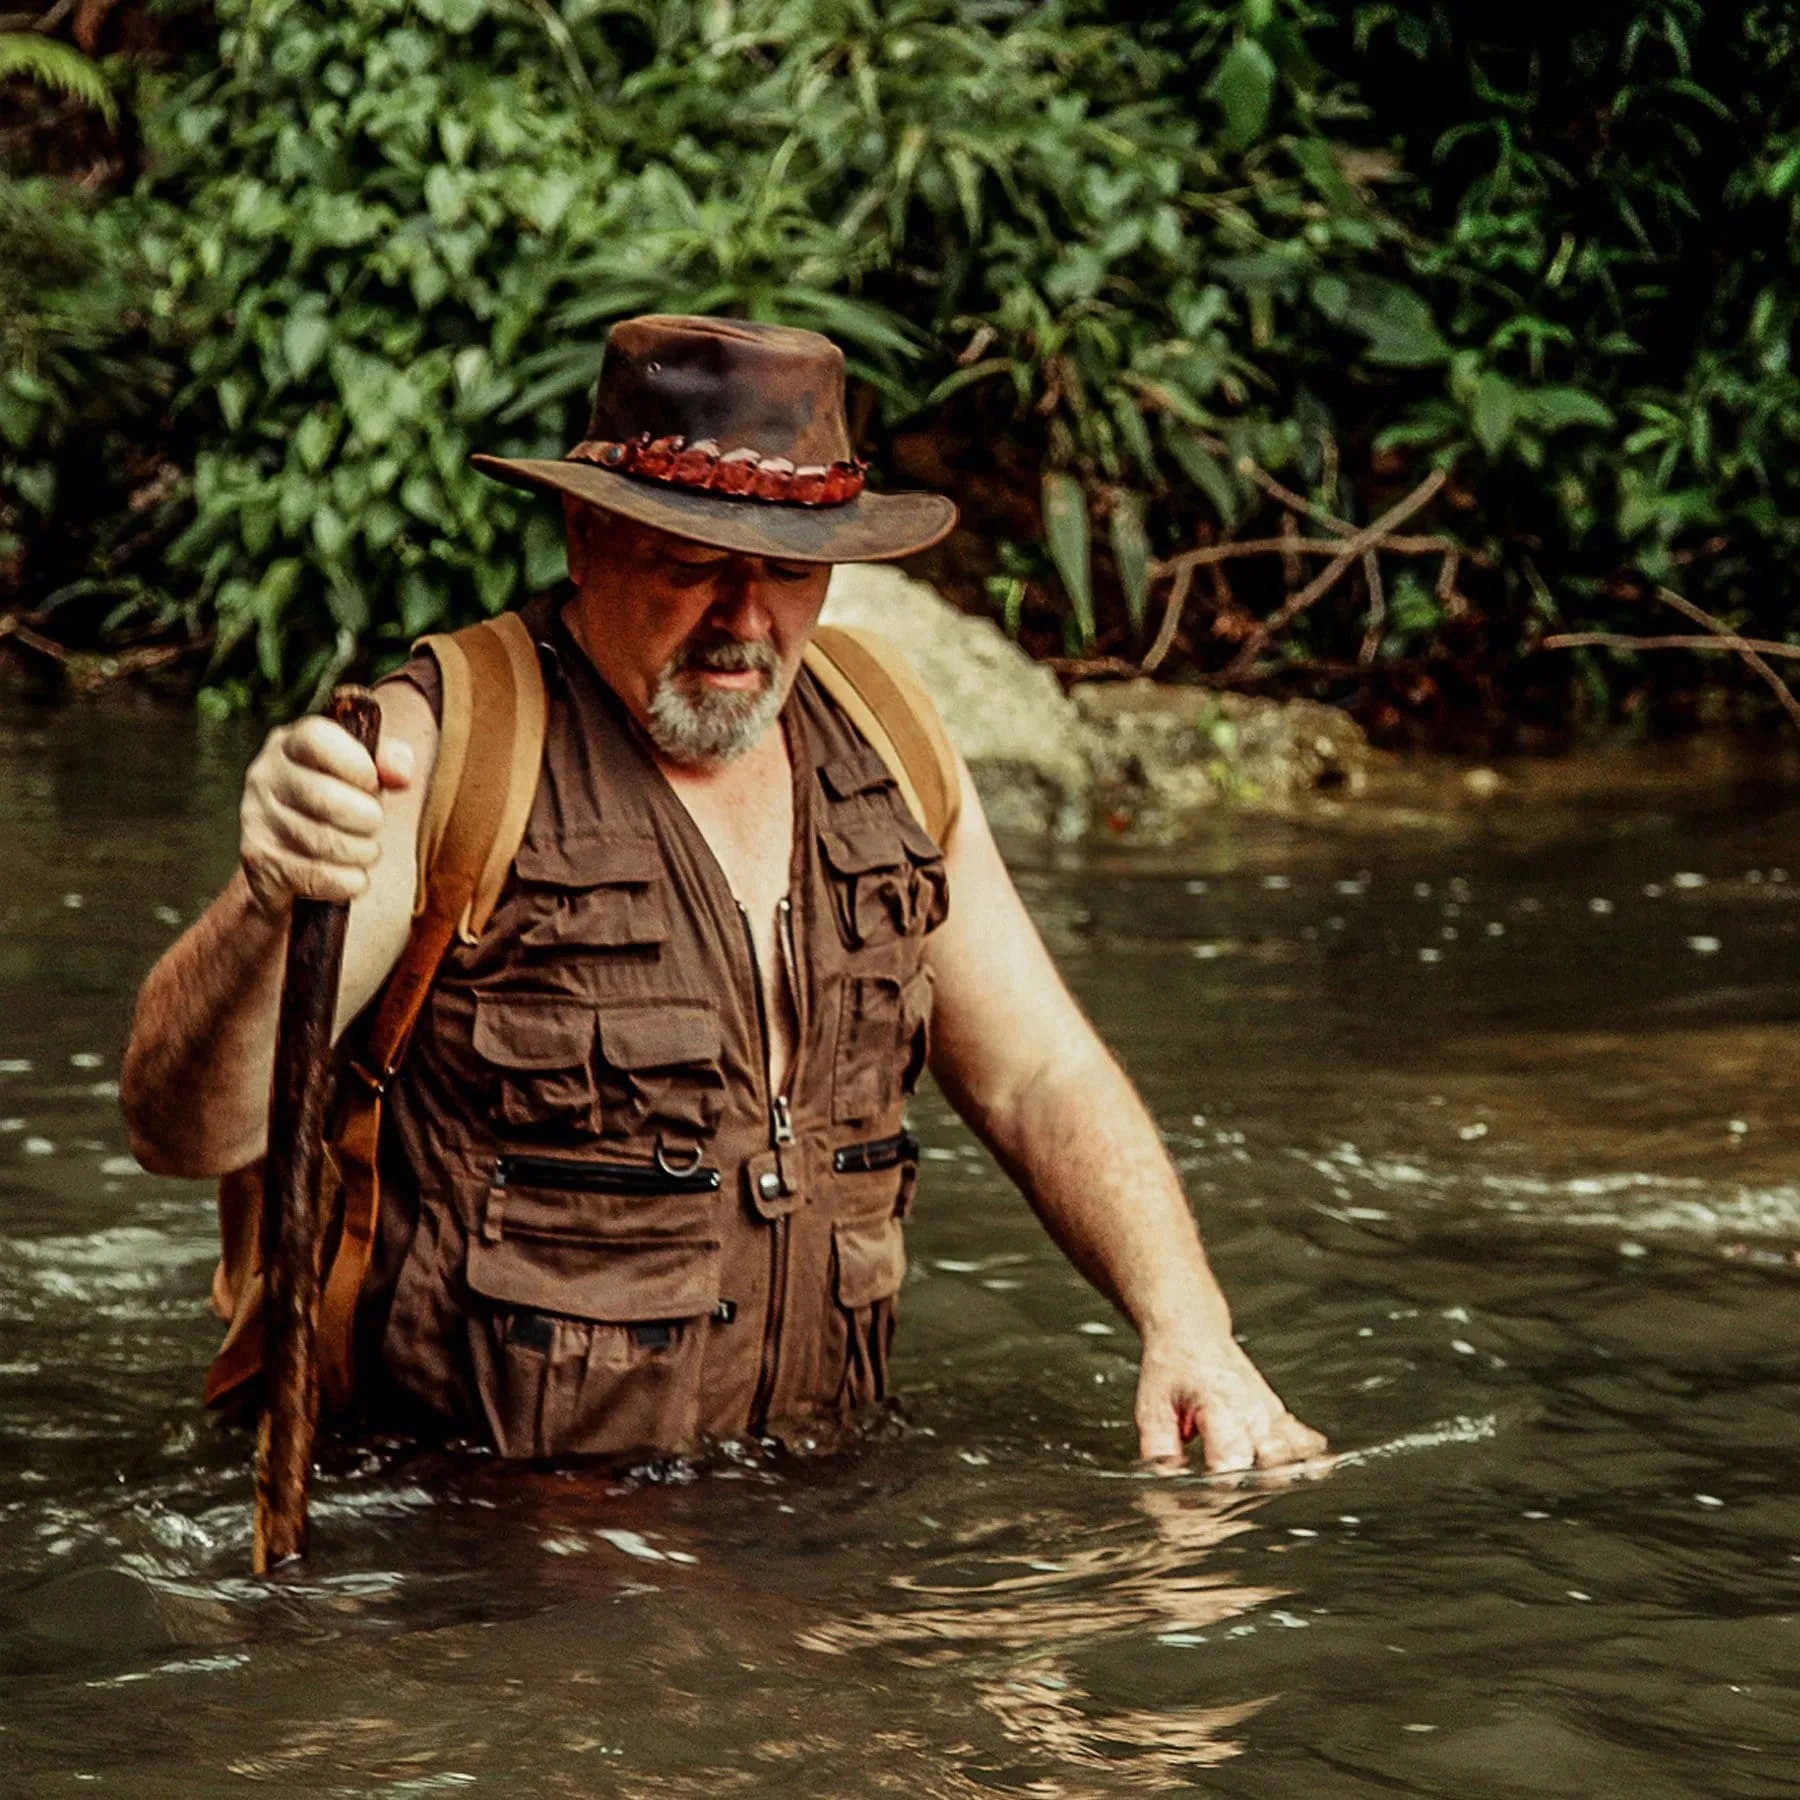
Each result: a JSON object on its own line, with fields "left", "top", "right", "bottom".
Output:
{"left": 344, "top": 1056, "right": 392, "bottom": 1096}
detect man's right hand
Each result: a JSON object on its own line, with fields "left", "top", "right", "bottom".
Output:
{"left": 239, "top": 716, "right": 416, "bottom": 918}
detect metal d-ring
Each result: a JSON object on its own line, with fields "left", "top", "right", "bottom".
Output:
{"left": 654, "top": 1137, "right": 704, "bottom": 1178}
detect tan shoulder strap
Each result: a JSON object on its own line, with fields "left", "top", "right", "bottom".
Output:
{"left": 805, "top": 624, "right": 962, "bottom": 844}
{"left": 412, "top": 609, "right": 548, "bottom": 945}
{"left": 358, "top": 611, "right": 548, "bottom": 1081}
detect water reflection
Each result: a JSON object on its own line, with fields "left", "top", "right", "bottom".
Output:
{"left": 799, "top": 1485, "right": 1285, "bottom": 1782}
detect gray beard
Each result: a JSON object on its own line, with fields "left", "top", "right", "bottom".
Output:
{"left": 644, "top": 632, "right": 785, "bottom": 766}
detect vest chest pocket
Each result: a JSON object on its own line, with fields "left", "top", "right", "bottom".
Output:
{"left": 513, "top": 833, "right": 669, "bottom": 955}
{"left": 816, "top": 755, "right": 948, "bottom": 951}
{"left": 832, "top": 968, "right": 933, "bottom": 1124}
{"left": 472, "top": 996, "right": 599, "bottom": 1141}
{"left": 595, "top": 1003, "right": 726, "bottom": 1143}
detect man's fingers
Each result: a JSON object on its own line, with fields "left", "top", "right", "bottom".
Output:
{"left": 239, "top": 716, "right": 397, "bottom": 917}
{"left": 282, "top": 715, "right": 382, "bottom": 790}
{"left": 266, "top": 756, "right": 385, "bottom": 838}
{"left": 1135, "top": 1396, "right": 1187, "bottom": 1467}
{"left": 1257, "top": 1414, "right": 1329, "bottom": 1469}
{"left": 265, "top": 800, "right": 384, "bottom": 872}
{"left": 1197, "top": 1403, "right": 1256, "bottom": 1474}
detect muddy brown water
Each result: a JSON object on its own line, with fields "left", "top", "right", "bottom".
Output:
{"left": 4, "top": 705, "right": 1800, "bottom": 1797}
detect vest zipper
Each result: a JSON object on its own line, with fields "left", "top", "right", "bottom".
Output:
{"left": 496, "top": 1153, "right": 722, "bottom": 1197}
{"left": 831, "top": 1130, "right": 919, "bottom": 1175}
{"left": 738, "top": 901, "right": 794, "bottom": 1434}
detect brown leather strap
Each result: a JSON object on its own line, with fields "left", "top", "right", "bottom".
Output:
{"left": 310, "top": 913, "right": 458, "bottom": 1411}
{"left": 806, "top": 625, "right": 962, "bottom": 843}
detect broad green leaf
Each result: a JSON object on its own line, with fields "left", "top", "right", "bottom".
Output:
{"left": 11, "top": 462, "right": 55, "bottom": 514}
{"left": 1109, "top": 491, "right": 1152, "bottom": 637}
{"left": 1289, "top": 137, "right": 1360, "bottom": 214}
{"left": 474, "top": 552, "right": 516, "bottom": 616}
{"left": 1313, "top": 275, "right": 1449, "bottom": 366}
{"left": 312, "top": 503, "right": 350, "bottom": 558}
{"left": 1517, "top": 386, "right": 1614, "bottom": 433}
{"left": 1041, "top": 472, "right": 1094, "bottom": 647}
{"left": 294, "top": 408, "right": 337, "bottom": 472}
{"left": 1472, "top": 372, "right": 1519, "bottom": 457}
{"left": 283, "top": 309, "right": 331, "bottom": 382}
{"left": 1213, "top": 39, "right": 1277, "bottom": 150}
{"left": 414, "top": 0, "right": 486, "bottom": 30}
{"left": 398, "top": 569, "right": 448, "bottom": 638}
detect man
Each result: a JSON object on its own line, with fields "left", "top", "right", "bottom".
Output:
{"left": 121, "top": 316, "right": 1324, "bottom": 1473}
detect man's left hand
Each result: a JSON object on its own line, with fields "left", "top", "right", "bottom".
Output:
{"left": 1134, "top": 1331, "right": 1327, "bottom": 1472}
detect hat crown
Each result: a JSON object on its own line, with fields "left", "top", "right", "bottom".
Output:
{"left": 588, "top": 316, "right": 852, "bottom": 467}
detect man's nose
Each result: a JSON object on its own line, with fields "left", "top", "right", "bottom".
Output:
{"left": 707, "top": 564, "right": 776, "bottom": 638}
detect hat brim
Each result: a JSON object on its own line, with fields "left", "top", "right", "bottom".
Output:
{"left": 471, "top": 454, "right": 957, "bottom": 564}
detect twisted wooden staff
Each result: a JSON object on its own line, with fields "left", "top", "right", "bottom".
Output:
{"left": 253, "top": 685, "right": 382, "bottom": 1574}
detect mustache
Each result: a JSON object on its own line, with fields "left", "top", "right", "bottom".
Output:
{"left": 672, "top": 633, "right": 780, "bottom": 677}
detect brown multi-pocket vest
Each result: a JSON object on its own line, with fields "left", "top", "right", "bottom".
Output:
{"left": 212, "top": 599, "right": 954, "bottom": 1461}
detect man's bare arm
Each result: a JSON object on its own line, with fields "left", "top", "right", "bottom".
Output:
{"left": 120, "top": 682, "right": 438, "bottom": 1177}
{"left": 924, "top": 753, "right": 1325, "bottom": 1471}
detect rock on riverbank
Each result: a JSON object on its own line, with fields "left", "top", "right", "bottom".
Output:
{"left": 822, "top": 566, "right": 1370, "bottom": 839}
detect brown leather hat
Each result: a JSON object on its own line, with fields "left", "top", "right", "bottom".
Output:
{"left": 471, "top": 315, "right": 957, "bottom": 564}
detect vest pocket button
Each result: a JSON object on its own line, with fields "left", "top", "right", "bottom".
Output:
{"left": 758, "top": 1170, "right": 782, "bottom": 1199}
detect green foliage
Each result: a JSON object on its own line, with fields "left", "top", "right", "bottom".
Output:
{"left": 126, "top": 0, "right": 1456, "bottom": 703}
{"left": 1352, "top": 0, "right": 1800, "bottom": 659}
{"left": 3, "top": 0, "right": 1795, "bottom": 726}
{"left": 0, "top": 178, "right": 178, "bottom": 604}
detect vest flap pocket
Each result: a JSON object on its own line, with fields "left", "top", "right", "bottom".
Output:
{"left": 467, "top": 1232, "right": 722, "bottom": 1323}
{"left": 819, "top": 748, "right": 894, "bottom": 802}
{"left": 833, "top": 1215, "right": 906, "bottom": 1311}
{"left": 472, "top": 996, "right": 596, "bottom": 1069}
{"left": 515, "top": 831, "right": 663, "bottom": 889}
{"left": 520, "top": 885, "right": 668, "bottom": 951}
{"left": 819, "top": 815, "right": 907, "bottom": 877}
{"left": 598, "top": 1004, "right": 722, "bottom": 1071}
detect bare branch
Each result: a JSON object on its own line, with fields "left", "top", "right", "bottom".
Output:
{"left": 1279, "top": 510, "right": 1302, "bottom": 589}
{"left": 1358, "top": 550, "right": 1385, "bottom": 667}
{"left": 1544, "top": 588, "right": 1800, "bottom": 733}
{"left": 1140, "top": 559, "right": 1193, "bottom": 675}
{"left": 1220, "top": 469, "right": 1448, "bottom": 682}
{"left": 1542, "top": 630, "right": 1800, "bottom": 662}
{"left": 1151, "top": 532, "right": 1452, "bottom": 579}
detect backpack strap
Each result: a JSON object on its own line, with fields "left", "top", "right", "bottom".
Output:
{"left": 805, "top": 624, "right": 963, "bottom": 844}
{"left": 206, "top": 612, "right": 550, "bottom": 1416}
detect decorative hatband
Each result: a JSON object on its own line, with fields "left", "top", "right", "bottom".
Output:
{"left": 566, "top": 435, "right": 866, "bottom": 506}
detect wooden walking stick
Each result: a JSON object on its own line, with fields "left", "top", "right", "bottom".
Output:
{"left": 253, "top": 685, "right": 383, "bottom": 1574}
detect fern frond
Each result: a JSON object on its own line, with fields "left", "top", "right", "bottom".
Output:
{"left": 0, "top": 33, "right": 117, "bottom": 125}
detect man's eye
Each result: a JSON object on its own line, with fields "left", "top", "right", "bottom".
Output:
{"left": 664, "top": 559, "right": 726, "bottom": 585}
{"left": 770, "top": 563, "right": 813, "bottom": 583}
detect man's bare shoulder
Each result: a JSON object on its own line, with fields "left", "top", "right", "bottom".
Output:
{"left": 332, "top": 678, "right": 441, "bottom": 1031}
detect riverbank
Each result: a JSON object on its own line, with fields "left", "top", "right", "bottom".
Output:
{"left": 823, "top": 567, "right": 1800, "bottom": 847}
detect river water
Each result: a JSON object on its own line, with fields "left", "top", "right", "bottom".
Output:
{"left": 3, "top": 704, "right": 1799, "bottom": 1797}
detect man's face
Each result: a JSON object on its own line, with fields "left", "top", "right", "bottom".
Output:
{"left": 563, "top": 503, "right": 833, "bottom": 768}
